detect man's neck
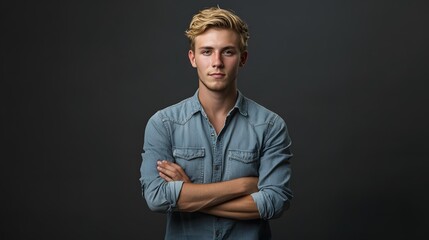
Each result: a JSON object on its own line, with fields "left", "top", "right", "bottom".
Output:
{"left": 198, "top": 85, "right": 237, "bottom": 134}
{"left": 198, "top": 86, "right": 237, "bottom": 117}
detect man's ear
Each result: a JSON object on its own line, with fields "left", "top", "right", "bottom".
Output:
{"left": 188, "top": 50, "right": 197, "bottom": 68}
{"left": 240, "top": 51, "right": 248, "bottom": 67}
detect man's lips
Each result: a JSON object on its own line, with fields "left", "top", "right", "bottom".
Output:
{"left": 209, "top": 72, "right": 226, "bottom": 78}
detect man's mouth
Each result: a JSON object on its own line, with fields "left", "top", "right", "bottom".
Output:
{"left": 209, "top": 72, "right": 226, "bottom": 78}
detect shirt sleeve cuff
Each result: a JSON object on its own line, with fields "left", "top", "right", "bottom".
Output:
{"left": 250, "top": 191, "right": 266, "bottom": 219}
{"left": 167, "top": 181, "right": 184, "bottom": 211}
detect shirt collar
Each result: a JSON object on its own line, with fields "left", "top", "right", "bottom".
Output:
{"left": 234, "top": 90, "right": 248, "bottom": 116}
{"left": 190, "top": 89, "right": 248, "bottom": 117}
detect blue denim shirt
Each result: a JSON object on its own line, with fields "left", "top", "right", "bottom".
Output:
{"left": 140, "top": 90, "right": 293, "bottom": 239}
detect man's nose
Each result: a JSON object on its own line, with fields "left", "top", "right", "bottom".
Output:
{"left": 211, "top": 52, "right": 224, "bottom": 68}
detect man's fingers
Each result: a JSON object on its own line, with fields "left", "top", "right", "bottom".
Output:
{"left": 159, "top": 161, "right": 179, "bottom": 172}
{"left": 159, "top": 161, "right": 187, "bottom": 175}
{"left": 158, "top": 161, "right": 185, "bottom": 177}
{"left": 159, "top": 172, "right": 173, "bottom": 182}
{"left": 157, "top": 165, "right": 177, "bottom": 179}
{"left": 171, "top": 163, "right": 187, "bottom": 175}
{"left": 157, "top": 160, "right": 191, "bottom": 182}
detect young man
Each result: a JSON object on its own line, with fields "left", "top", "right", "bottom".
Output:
{"left": 140, "top": 7, "right": 293, "bottom": 239}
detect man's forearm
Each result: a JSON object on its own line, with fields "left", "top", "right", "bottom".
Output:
{"left": 177, "top": 177, "right": 258, "bottom": 212}
{"left": 200, "top": 195, "right": 260, "bottom": 220}
{"left": 156, "top": 160, "right": 258, "bottom": 213}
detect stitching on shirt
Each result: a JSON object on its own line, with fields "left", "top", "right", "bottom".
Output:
{"left": 159, "top": 98, "right": 200, "bottom": 125}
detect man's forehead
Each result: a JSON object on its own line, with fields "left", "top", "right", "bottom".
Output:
{"left": 194, "top": 28, "right": 240, "bottom": 48}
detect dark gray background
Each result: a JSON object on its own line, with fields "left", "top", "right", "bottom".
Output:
{"left": 2, "top": 0, "right": 428, "bottom": 239}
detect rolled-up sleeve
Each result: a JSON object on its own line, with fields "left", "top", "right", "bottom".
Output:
{"left": 139, "top": 112, "right": 183, "bottom": 213}
{"left": 251, "top": 115, "right": 293, "bottom": 220}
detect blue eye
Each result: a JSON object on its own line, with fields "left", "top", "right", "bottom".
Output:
{"left": 223, "top": 50, "right": 235, "bottom": 56}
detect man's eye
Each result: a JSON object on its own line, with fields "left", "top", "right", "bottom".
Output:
{"left": 223, "top": 50, "right": 234, "bottom": 56}
{"left": 202, "top": 50, "right": 211, "bottom": 55}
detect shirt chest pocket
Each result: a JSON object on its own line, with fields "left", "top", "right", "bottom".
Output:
{"left": 173, "top": 147, "right": 205, "bottom": 183}
{"left": 226, "top": 150, "right": 260, "bottom": 179}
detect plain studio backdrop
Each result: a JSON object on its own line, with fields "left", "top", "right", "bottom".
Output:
{"left": 1, "top": 0, "right": 428, "bottom": 239}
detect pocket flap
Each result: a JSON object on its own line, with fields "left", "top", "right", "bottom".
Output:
{"left": 173, "top": 147, "right": 205, "bottom": 160}
{"left": 228, "top": 150, "right": 259, "bottom": 163}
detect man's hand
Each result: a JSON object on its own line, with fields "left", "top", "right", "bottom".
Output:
{"left": 157, "top": 160, "right": 260, "bottom": 218}
{"left": 157, "top": 160, "right": 191, "bottom": 183}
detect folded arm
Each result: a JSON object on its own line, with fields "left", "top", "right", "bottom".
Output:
{"left": 200, "top": 195, "right": 260, "bottom": 220}
{"left": 157, "top": 160, "right": 260, "bottom": 219}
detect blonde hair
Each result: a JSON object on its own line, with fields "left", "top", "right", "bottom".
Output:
{"left": 185, "top": 7, "right": 250, "bottom": 52}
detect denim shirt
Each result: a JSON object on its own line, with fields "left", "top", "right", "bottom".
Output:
{"left": 140, "top": 90, "right": 293, "bottom": 240}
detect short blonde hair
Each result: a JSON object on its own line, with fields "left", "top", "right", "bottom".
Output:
{"left": 185, "top": 7, "right": 250, "bottom": 52}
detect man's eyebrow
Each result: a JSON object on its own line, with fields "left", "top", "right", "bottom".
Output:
{"left": 222, "top": 46, "right": 236, "bottom": 50}
{"left": 197, "top": 46, "right": 236, "bottom": 50}
{"left": 198, "top": 46, "right": 214, "bottom": 50}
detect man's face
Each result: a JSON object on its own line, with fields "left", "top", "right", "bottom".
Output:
{"left": 188, "top": 28, "right": 247, "bottom": 93}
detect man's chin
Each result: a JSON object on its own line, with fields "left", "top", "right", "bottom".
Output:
{"left": 199, "top": 79, "right": 236, "bottom": 93}
{"left": 203, "top": 84, "right": 228, "bottom": 92}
